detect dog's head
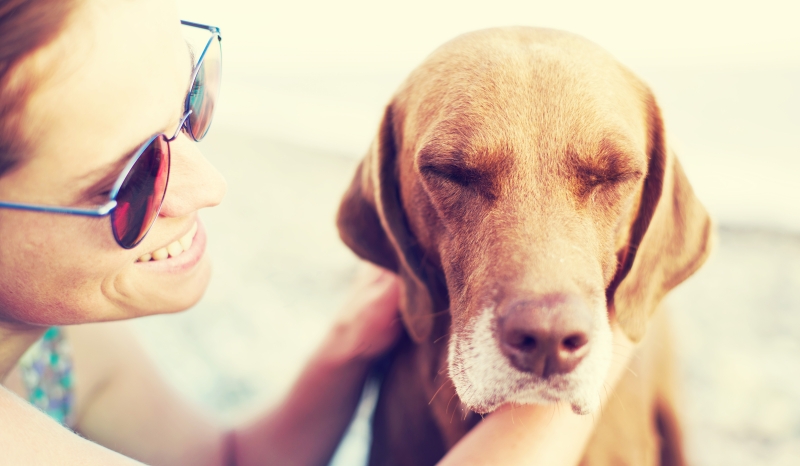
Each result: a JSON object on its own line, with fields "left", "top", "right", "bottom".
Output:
{"left": 338, "top": 27, "right": 712, "bottom": 415}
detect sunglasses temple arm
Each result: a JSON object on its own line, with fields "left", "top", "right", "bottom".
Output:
{"left": 0, "top": 200, "right": 117, "bottom": 217}
{"left": 180, "top": 20, "right": 220, "bottom": 34}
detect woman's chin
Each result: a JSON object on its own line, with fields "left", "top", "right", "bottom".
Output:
{"left": 131, "top": 255, "right": 213, "bottom": 317}
{"left": 95, "top": 251, "right": 215, "bottom": 322}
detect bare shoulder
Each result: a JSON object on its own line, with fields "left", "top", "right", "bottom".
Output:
{"left": 62, "top": 322, "right": 146, "bottom": 424}
{"left": 62, "top": 322, "right": 223, "bottom": 465}
{"left": 0, "top": 385, "right": 146, "bottom": 466}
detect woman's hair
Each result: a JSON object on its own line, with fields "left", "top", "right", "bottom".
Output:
{"left": 0, "top": 0, "right": 77, "bottom": 176}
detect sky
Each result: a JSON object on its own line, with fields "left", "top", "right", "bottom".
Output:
{"left": 177, "top": 0, "right": 800, "bottom": 69}
{"left": 176, "top": 0, "right": 800, "bottom": 232}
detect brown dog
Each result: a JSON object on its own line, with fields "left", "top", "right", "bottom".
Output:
{"left": 338, "top": 27, "right": 712, "bottom": 466}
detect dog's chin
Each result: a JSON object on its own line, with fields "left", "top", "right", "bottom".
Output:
{"left": 448, "top": 306, "right": 612, "bottom": 416}
{"left": 452, "top": 374, "right": 603, "bottom": 416}
{"left": 463, "top": 391, "right": 601, "bottom": 416}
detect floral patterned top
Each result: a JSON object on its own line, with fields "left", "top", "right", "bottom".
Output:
{"left": 17, "top": 327, "right": 75, "bottom": 427}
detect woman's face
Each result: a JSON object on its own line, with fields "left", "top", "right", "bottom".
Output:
{"left": 0, "top": 0, "right": 226, "bottom": 326}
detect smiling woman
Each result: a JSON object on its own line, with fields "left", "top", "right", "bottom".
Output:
{"left": 0, "top": 0, "right": 226, "bottom": 326}
{"left": 0, "top": 0, "right": 407, "bottom": 464}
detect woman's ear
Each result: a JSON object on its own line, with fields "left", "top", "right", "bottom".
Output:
{"left": 607, "top": 93, "right": 714, "bottom": 342}
{"left": 337, "top": 103, "right": 436, "bottom": 342}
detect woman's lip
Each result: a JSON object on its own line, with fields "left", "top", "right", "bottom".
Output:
{"left": 134, "top": 220, "right": 207, "bottom": 273}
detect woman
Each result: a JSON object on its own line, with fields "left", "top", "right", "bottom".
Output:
{"left": 0, "top": 0, "right": 634, "bottom": 464}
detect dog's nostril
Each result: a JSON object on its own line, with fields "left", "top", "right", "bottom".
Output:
{"left": 518, "top": 335, "right": 537, "bottom": 350}
{"left": 561, "top": 333, "right": 588, "bottom": 351}
{"left": 506, "top": 332, "right": 537, "bottom": 351}
{"left": 498, "top": 293, "right": 595, "bottom": 376}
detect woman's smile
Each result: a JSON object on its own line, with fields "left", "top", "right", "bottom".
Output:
{"left": 135, "top": 220, "right": 207, "bottom": 273}
{"left": 137, "top": 221, "right": 198, "bottom": 262}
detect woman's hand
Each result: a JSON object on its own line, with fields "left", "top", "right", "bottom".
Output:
{"left": 234, "top": 261, "right": 402, "bottom": 466}
{"left": 324, "top": 261, "right": 402, "bottom": 362}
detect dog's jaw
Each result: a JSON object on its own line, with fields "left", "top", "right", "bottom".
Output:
{"left": 448, "top": 304, "right": 613, "bottom": 415}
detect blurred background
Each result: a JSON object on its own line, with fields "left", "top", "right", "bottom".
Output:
{"left": 130, "top": 1, "right": 799, "bottom": 464}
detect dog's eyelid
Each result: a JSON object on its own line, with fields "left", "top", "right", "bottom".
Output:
{"left": 576, "top": 151, "right": 644, "bottom": 187}
{"left": 419, "top": 163, "right": 499, "bottom": 202}
{"left": 420, "top": 163, "right": 484, "bottom": 186}
{"left": 578, "top": 169, "right": 641, "bottom": 188}
{"left": 575, "top": 138, "right": 645, "bottom": 183}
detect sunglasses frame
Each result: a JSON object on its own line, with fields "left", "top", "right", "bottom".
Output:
{"left": 181, "top": 20, "right": 222, "bottom": 141}
{"left": 0, "top": 20, "right": 221, "bottom": 247}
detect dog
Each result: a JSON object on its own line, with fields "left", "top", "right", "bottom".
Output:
{"left": 337, "top": 27, "right": 712, "bottom": 466}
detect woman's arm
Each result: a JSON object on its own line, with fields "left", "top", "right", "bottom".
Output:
{"left": 62, "top": 262, "right": 400, "bottom": 466}
{"left": 19, "top": 263, "right": 630, "bottom": 466}
{"left": 233, "top": 264, "right": 401, "bottom": 466}
{"left": 0, "top": 386, "right": 145, "bottom": 466}
{"left": 437, "top": 325, "right": 636, "bottom": 466}
{"left": 64, "top": 322, "right": 225, "bottom": 465}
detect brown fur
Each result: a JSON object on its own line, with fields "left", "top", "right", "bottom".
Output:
{"left": 338, "top": 27, "right": 712, "bottom": 465}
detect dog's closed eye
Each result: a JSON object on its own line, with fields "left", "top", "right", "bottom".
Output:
{"left": 573, "top": 166, "right": 643, "bottom": 208}
{"left": 421, "top": 163, "right": 480, "bottom": 187}
{"left": 420, "top": 162, "right": 498, "bottom": 202}
{"left": 577, "top": 165, "right": 640, "bottom": 188}
{"left": 571, "top": 140, "right": 644, "bottom": 200}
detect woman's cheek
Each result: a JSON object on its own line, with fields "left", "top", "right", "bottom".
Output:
{"left": 0, "top": 213, "right": 123, "bottom": 325}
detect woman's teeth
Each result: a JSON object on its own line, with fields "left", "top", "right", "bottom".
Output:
{"left": 137, "top": 223, "right": 198, "bottom": 262}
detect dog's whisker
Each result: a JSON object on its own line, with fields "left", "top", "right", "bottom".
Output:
{"left": 604, "top": 382, "right": 628, "bottom": 415}
{"left": 548, "top": 403, "right": 557, "bottom": 427}
{"left": 446, "top": 392, "right": 458, "bottom": 417}
{"left": 429, "top": 381, "right": 449, "bottom": 405}
{"left": 449, "top": 396, "right": 459, "bottom": 424}
{"left": 514, "top": 403, "right": 533, "bottom": 430}
{"left": 597, "top": 386, "right": 609, "bottom": 419}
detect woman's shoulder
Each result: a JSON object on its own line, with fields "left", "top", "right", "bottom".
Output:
{"left": 0, "top": 383, "right": 146, "bottom": 465}
{"left": 9, "top": 322, "right": 137, "bottom": 430}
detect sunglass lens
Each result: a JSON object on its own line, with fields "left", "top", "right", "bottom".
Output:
{"left": 111, "top": 135, "right": 170, "bottom": 249}
{"left": 187, "top": 35, "right": 221, "bottom": 141}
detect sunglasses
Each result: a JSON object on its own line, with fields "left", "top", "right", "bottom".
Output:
{"left": 0, "top": 20, "right": 221, "bottom": 249}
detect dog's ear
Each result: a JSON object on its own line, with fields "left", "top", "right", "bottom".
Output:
{"left": 337, "top": 104, "right": 436, "bottom": 342}
{"left": 607, "top": 94, "right": 714, "bottom": 342}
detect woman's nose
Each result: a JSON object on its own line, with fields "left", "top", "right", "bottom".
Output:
{"left": 157, "top": 135, "right": 227, "bottom": 218}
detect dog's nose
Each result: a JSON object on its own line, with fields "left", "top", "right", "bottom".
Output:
{"left": 498, "top": 294, "right": 593, "bottom": 378}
